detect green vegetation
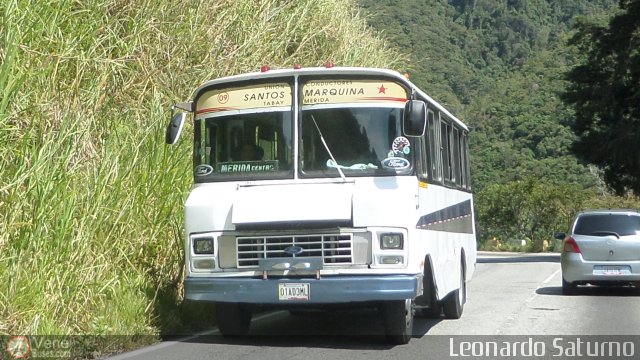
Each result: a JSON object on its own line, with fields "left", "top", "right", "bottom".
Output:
{"left": 360, "top": 0, "right": 640, "bottom": 250}
{"left": 563, "top": 0, "right": 640, "bottom": 195}
{"left": 0, "top": 0, "right": 401, "bottom": 350}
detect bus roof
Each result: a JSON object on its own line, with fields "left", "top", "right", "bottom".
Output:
{"left": 190, "top": 67, "right": 467, "bottom": 130}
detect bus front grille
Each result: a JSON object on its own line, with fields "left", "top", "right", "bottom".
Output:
{"left": 236, "top": 234, "right": 353, "bottom": 268}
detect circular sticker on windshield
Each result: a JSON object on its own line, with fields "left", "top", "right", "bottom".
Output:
{"left": 194, "top": 164, "right": 213, "bottom": 176}
{"left": 392, "top": 136, "right": 410, "bottom": 155}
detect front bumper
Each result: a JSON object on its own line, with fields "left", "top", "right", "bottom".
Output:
{"left": 185, "top": 275, "right": 419, "bottom": 304}
{"left": 561, "top": 252, "right": 640, "bottom": 284}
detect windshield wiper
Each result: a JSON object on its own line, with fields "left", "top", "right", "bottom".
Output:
{"left": 311, "top": 115, "right": 346, "bottom": 181}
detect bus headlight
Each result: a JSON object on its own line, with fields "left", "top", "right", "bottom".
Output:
{"left": 380, "top": 233, "right": 403, "bottom": 249}
{"left": 193, "top": 237, "right": 214, "bottom": 254}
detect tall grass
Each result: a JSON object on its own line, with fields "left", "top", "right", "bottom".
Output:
{"left": 0, "top": 0, "right": 403, "bottom": 339}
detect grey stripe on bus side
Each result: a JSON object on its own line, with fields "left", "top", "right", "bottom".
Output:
{"left": 415, "top": 199, "right": 474, "bottom": 234}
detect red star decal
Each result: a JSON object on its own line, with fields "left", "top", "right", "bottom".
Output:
{"left": 378, "top": 84, "right": 387, "bottom": 94}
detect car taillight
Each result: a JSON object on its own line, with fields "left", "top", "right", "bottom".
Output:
{"left": 563, "top": 237, "right": 581, "bottom": 253}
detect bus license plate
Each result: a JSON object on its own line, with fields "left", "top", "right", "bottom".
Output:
{"left": 278, "top": 283, "right": 310, "bottom": 301}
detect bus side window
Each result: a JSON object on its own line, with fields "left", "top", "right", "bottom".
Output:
{"left": 452, "top": 126, "right": 461, "bottom": 187}
{"left": 419, "top": 109, "right": 437, "bottom": 182}
{"left": 461, "top": 131, "right": 471, "bottom": 190}
{"left": 459, "top": 130, "right": 467, "bottom": 189}
{"left": 429, "top": 111, "right": 441, "bottom": 183}
{"left": 441, "top": 119, "right": 452, "bottom": 183}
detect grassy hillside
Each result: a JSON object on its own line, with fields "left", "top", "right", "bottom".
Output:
{"left": 0, "top": 0, "right": 402, "bottom": 344}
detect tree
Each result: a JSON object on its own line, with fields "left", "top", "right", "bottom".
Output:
{"left": 476, "top": 178, "right": 590, "bottom": 251}
{"left": 562, "top": 0, "right": 640, "bottom": 195}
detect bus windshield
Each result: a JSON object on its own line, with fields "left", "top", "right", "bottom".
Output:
{"left": 194, "top": 111, "right": 293, "bottom": 180}
{"left": 192, "top": 77, "right": 413, "bottom": 181}
{"left": 300, "top": 106, "right": 413, "bottom": 177}
{"left": 193, "top": 81, "right": 294, "bottom": 181}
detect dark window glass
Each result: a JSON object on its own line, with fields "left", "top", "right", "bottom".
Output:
{"left": 574, "top": 214, "right": 640, "bottom": 236}
{"left": 300, "top": 107, "right": 410, "bottom": 177}
{"left": 193, "top": 111, "right": 293, "bottom": 181}
{"left": 461, "top": 132, "right": 470, "bottom": 189}
{"left": 452, "top": 127, "right": 460, "bottom": 185}
{"left": 429, "top": 112, "right": 440, "bottom": 181}
{"left": 419, "top": 110, "right": 437, "bottom": 181}
{"left": 441, "top": 121, "right": 451, "bottom": 181}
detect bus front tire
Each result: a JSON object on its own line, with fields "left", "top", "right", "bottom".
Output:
{"left": 415, "top": 257, "right": 442, "bottom": 319}
{"left": 382, "top": 299, "right": 414, "bottom": 345}
{"left": 214, "top": 302, "right": 252, "bottom": 336}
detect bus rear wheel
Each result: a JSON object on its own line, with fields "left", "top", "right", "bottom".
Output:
{"left": 382, "top": 299, "right": 414, "bottom": 344}
{"left": 443, "top": 261, "right": 466, "bottom": 319}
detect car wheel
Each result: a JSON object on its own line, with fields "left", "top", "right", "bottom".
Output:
{"left": 215, "top": 302, "right": 252, "bottom": 336}
{"left": 382, "top": 299, "right": 414, "bottom": 345}
{"left": 562, "top": 277, "right": 577, "bottom": 295}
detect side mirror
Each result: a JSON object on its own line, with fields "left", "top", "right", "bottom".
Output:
{"left": 166, "top": 112, "right": 186, "bottom": 145}
{"left": 403, "top": 99, "right": 426, "bottom": 137}
{"left": 553, "top": 232, "right": 566, "bottom": 240}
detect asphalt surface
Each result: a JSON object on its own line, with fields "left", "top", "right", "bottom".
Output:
{"left": 106, "top": 252, "right": 640, "bottom": 360}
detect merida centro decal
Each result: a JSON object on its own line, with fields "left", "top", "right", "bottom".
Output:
{"left": 216, "top": 160, "right": 279, "bottom": 173}
{"left": 194, "top": 164, "right": 213, "bottom": 176}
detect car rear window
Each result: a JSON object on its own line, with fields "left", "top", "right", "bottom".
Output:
{"left": 574, "top": 214, "right": 640, "bottom": 236}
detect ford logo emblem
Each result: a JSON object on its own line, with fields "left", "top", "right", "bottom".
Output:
{"left": 194, "top": 164, "right": 213, "bottom": 176}
{"left": 382, "top": 157, "right": 410, "bottom": 170}
{"left": 284, "top": 246, "right": 304, "bottom": 256}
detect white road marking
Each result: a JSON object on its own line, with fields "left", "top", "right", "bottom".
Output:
{"left": 495, "top": 268, "right": 561, "bottom": 335}
{"left": 541, "top": 269, "right": 561, "bottom": 286}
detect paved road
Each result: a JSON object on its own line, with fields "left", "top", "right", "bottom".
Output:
{"left": 108, "top": 252, "right": 640, "bottom": 360}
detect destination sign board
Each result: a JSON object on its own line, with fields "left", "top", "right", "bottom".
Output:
{"left": 302, "top": 80, "right": 407, "bottom": 105}
{"left": 196, "top": 83, "right": 292, "bottom": 115}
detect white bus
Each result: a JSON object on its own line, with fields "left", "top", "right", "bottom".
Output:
{"left": 166, "top": 66, "right": 476, "bottom": 344}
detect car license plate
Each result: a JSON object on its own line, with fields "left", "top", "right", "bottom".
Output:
{"left": 278, "top": 283, "right": 310, "bottom": 301}
{"left": 593, "top": 265, "right": 631, "bottom": 275}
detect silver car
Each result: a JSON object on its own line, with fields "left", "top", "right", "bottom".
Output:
{"left": 555, "top": 209, "right": 640, "bottom": 295}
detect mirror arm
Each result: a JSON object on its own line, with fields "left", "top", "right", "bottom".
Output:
{"left": 172, "top": 102, "right": 193, "bottom": 112}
